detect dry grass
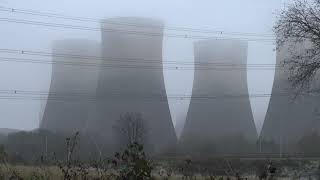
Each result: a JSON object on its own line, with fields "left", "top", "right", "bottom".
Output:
{"left": 0, "top": 164, "right": 297, "bottom": 180}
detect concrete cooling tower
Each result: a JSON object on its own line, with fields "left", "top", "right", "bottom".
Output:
{"left": 93, "top": 17, "right": 177, "bottom": 154}
{"left": 260, "top": 42, "right": 320, "bottom": 153}
{"left": 180, "top": 40, "right": 258, "bottom": 154}
{"left": 40, "top": 39, "right": 100, "bottom": 133}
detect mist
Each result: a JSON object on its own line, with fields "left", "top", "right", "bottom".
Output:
{"left": 0, "top": 0, "right": 285, "bottom": 135}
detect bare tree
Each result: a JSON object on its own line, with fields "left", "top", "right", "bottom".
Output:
{"left": 274, "top": 0, "right": 320, "bottom": 91}
{"left": 113, "top": 112, "right": 148, "bottom": 147}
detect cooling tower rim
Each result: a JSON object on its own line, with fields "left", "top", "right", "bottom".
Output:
{"left": 194, "top": 39, "right": 248, "bottom": 46}
{"left": 100, "top": 17, "right": 164, "bottom": 28}
{"left": 52, "top": 39, "right": 100, "bottom": 46}
{"left": 51, "top": 39, "right": 101, "bottom": 58}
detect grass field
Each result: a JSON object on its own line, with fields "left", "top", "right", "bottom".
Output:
{"left": 0, "top": 163, "right": 317, "bottom": 180}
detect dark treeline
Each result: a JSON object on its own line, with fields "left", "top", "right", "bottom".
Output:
{"left": 1, "top": 128, "right": 320, "bottom": 165}
{"left": 0, "top": 129, "right": 109, "bottom": 164}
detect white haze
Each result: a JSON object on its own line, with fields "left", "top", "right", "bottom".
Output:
{"left": 0, "top": 0, "right": 289, "bottom": 135}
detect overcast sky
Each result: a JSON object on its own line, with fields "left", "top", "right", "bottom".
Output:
{"left": 0, "top": 0, "right": 289, "bottom": 135}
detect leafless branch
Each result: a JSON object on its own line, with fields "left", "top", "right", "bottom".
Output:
{"left": 274, "top": 0, "right": 320, "bottom": 92}
{"left": 113, "top": 112, "right": 148, "bottom": 148}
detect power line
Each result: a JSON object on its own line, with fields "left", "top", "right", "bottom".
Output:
{"left": 0, "top": 56, "right": 278, "bottom": 71}
{"left": 0, "top": 89, "right": 277, "bottom": 97}
{"left": 0, "top": 89, "right": 309, "bottom": 103}
{"left": 0, "top": 6, "right": 274, "bottom": 38}
{"left": 0, "top": 94, "right": 275, "bottom": 102}
{"left": 0, "top": 48, "right": 280, "bottom": 67}
{"left": 0, "top": 95, "right": 277, "bottom": 102}
{"left": 0, "top": 17, "right": 276, "bottom": 42}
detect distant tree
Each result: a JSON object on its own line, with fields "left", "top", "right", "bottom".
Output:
{"left": 5, "top": 129, "right": 112, "bottom": 163}
{"left": 0, "top": 134, "right": 6, "bottom": 144}
{"left": 274, "top": 0, "right": 320, "bottom": 91}
{"left": 216, "top": 134, "right": 254, "bottom": 154}
{"left": 113, "top": 112, "right": 149, "bottom": 150}
{"left": 258, "top": 139, "right": 279, "bottom": 154}
{"left": 297, "top": 132, "right": 320, "bottom": 154}
{"left": 182, "top": 136, "right": 217, "bottom": 154}
{"left": 5, "top": 129, "right": 66, "bottom": 163}
{"left": 0, "top": 144, "right": 7, "bottom": 163}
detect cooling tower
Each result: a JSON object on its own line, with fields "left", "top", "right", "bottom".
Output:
{"left": 180, "top": 40, "right": 258, "bottom": 154}
{"left": 93, "top": 17, "right": 177, "bottom": 153}
{"left": 40, "top": 39, "right": 100, "bottom": 133}
{"left": 260, "top": 42, "right": 320, "bottom": 153}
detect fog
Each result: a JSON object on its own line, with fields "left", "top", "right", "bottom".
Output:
{"left": 0, "top": 0, "right": 287, "bottom": 135}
